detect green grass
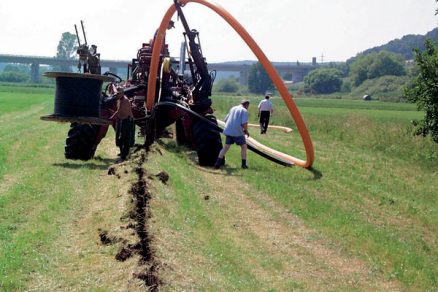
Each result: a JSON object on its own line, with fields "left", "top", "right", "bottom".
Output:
{"left": 210, "top": 95, "right": 438, "bottom": 290}
{"left": 212, "top": 95, "right": 434, "bottom": 164}
{"left": 0, "top": 86, "right": 54, "bottom": 114}
{"left": 1, "top": 86, "right": 437, "bottom": 290}
{"left": 0, "top": 87, "right": 113, "bottom": 289}
{"left": 148, "top": 142, "right": 304, "bottom": 290}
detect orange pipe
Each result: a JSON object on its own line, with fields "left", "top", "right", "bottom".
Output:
{"left": 147, "top": 0, "right": 314, "bottom": 168}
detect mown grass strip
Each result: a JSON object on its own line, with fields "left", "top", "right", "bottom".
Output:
{"left": 210, "top": 95, "right": 437, "bottom": 290}
{"left": 223, "top": 134, "right": 437, "bottom": 290}
{"left": 148, "top": 144, "right": 266, "bottom": 290}
{"left": 0, "top": 88, "right": 111, "bottom": 289}
{"left": 1, "top": 87, "right": 436, "bottom": 290}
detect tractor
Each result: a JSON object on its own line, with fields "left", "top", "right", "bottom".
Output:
{"left": 42, "top": 0, "right": 314, "bottom": 169}
{"left": 42, "top": 1, "right": 223, "bottom": 166}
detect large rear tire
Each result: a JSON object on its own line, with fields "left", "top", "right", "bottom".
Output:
{"left": 192, "top": 115, "right": 222, "bottom": 166}
{"left": 64, "top": 123, "right": 103, "bottom": 160}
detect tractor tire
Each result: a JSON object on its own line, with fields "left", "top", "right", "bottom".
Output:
{"left": 192, "top": 115, "right": 222, "bottom": 166}
{"left": 64, "top": 123, "right": 102, "bottom": 161}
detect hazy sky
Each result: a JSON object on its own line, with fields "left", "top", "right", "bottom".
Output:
{"left": 0, "top": 0, "right": 436, "bottom": 63}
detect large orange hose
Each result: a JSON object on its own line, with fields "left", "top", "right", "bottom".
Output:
{"left": 146, "top": 0, "right": 314, "bottom": 168}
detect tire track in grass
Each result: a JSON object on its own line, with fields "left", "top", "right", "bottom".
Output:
{"left": 191, "top": 162, "right": 403, "bottom": 290}
{"left": 0, "top": 119, "right": 85, "bottom": 289}
{"left": 147, "top": 146, "right": 265, "bottom": 290}
{"left": 144, "top": 141, "right": 401, "bottom": 290}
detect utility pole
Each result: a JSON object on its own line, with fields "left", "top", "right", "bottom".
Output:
{"left": 320, "top": 53, "right": 325, "bottom": 64}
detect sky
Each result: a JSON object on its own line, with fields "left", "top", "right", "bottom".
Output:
{"left": 0, "top": 0, "right": 437, "bottom": 63}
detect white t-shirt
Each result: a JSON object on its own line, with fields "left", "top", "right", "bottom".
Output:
{"left": 258, "top": 99, "right": 273, "bottom": 112}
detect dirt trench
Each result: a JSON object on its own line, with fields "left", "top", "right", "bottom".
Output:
{"left": 105, "top": 150, "right": 161, "bottom": 291}
{"left": 129, "top": 152, "right": 160, "bottom": 290}
{"left": 46, "top": 141, "right": 401, "bottom": 291}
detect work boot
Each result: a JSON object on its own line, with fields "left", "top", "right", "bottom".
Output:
{"left": 241, "top": 159, "right": 248, "bottom": 169}
{"left": 214, "top": 157, "right": 224, "bottom": 169}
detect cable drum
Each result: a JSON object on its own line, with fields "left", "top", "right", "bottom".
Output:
{"left": 44, "top": 72, "right": 114, "bottom": 118}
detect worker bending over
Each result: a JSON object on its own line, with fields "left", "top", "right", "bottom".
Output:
{"left": 215, "top": 99, "right": 250, "bottom": 169}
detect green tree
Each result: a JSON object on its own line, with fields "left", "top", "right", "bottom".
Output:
{"left": 214, "top": 77, "right": 240, "bottom": 93}
{"left": 327, "top": 62, "right": 349, "bottom": 77}
{"left": 55, "top": 32, "right": 77, "bottom": 72}
{"left": 304, "top": 68, "right": 343, "bottom": 94}
{"left": 405, "top": 40, "right": 438, "bottom": 143}
{"left": 0, "top": 71, "right": 29, "bottom": 83}
{"left": 248, "top": 62, "right": 274, "bottom": 94}
{"left": 349, "top": 51, "right": 406, "bottom": 86}
{"left": 0, "top": 64, "right": 30, "bottom": 83}
{"left": 3, "top": 64, "right": 30, "bottom": 73}
{"left": 349, "top": 54, "right": 373, "bottom": 86}
{"left": 341, "top": 78, "right": 352, "bottom": 93}
{"left": 368, "top": 52, "right": 406, "bottom": 79}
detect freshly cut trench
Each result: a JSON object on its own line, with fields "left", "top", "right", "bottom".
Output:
{"left": 127, "top": 152, "right": 161, "bottom": 290}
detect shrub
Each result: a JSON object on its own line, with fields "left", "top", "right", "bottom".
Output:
{"left": 405, "top": 39, "right": 438, "bottom": 143}
{"left": 248, "top": 62, "right": 274, "bottom": 94}
{"left": 341, "top": 78, "right": 352, "bottom": 93}
{"left": 0, "top": 72, "right": 29, "bottom": 83}
{"left": 304, "top": 68, "right": 343, "bottom": 94}
{"left": 214, "top": 78, "right": 240, "bottom": 93}
{"left": 349, "top": 51, "right": 406, "bottom": 86}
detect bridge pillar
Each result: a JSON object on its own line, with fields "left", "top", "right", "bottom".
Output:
{"left": 239, "top": 69, "right": 248, "bottom": 86}
{"left": 31, "top": 63, "right": 40, "bottom": 83}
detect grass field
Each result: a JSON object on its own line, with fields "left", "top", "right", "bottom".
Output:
{"left": 0, "top": 85, "right": 437, "bottom": 291}
{"left": 212, "top": 95, "right": 438, "bottom": 289}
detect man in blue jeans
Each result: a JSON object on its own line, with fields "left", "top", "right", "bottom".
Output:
{"left": 214, "top": 99, "right": 250, "bottom": 169}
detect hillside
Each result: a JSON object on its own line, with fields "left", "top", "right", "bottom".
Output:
{"left": 350, "top": 27, "right": 438, "bottom": 61}
{"left": 218, "top": 28, "right": 438, "bottom": 65}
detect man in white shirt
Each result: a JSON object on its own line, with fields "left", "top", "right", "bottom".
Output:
{"left": 258, "top": 95, "right": 273, "bottom": 134}
{"left": 214, "top": 99, "right": 250, "bottom": 169}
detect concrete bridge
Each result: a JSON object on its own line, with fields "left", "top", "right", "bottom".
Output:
{"left": 0, "top": 54, "right": 318, "bottom": 84}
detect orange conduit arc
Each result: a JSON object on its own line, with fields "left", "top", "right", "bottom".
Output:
{"left": 146, "top": 0, "right": 314, "bottom": 168}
